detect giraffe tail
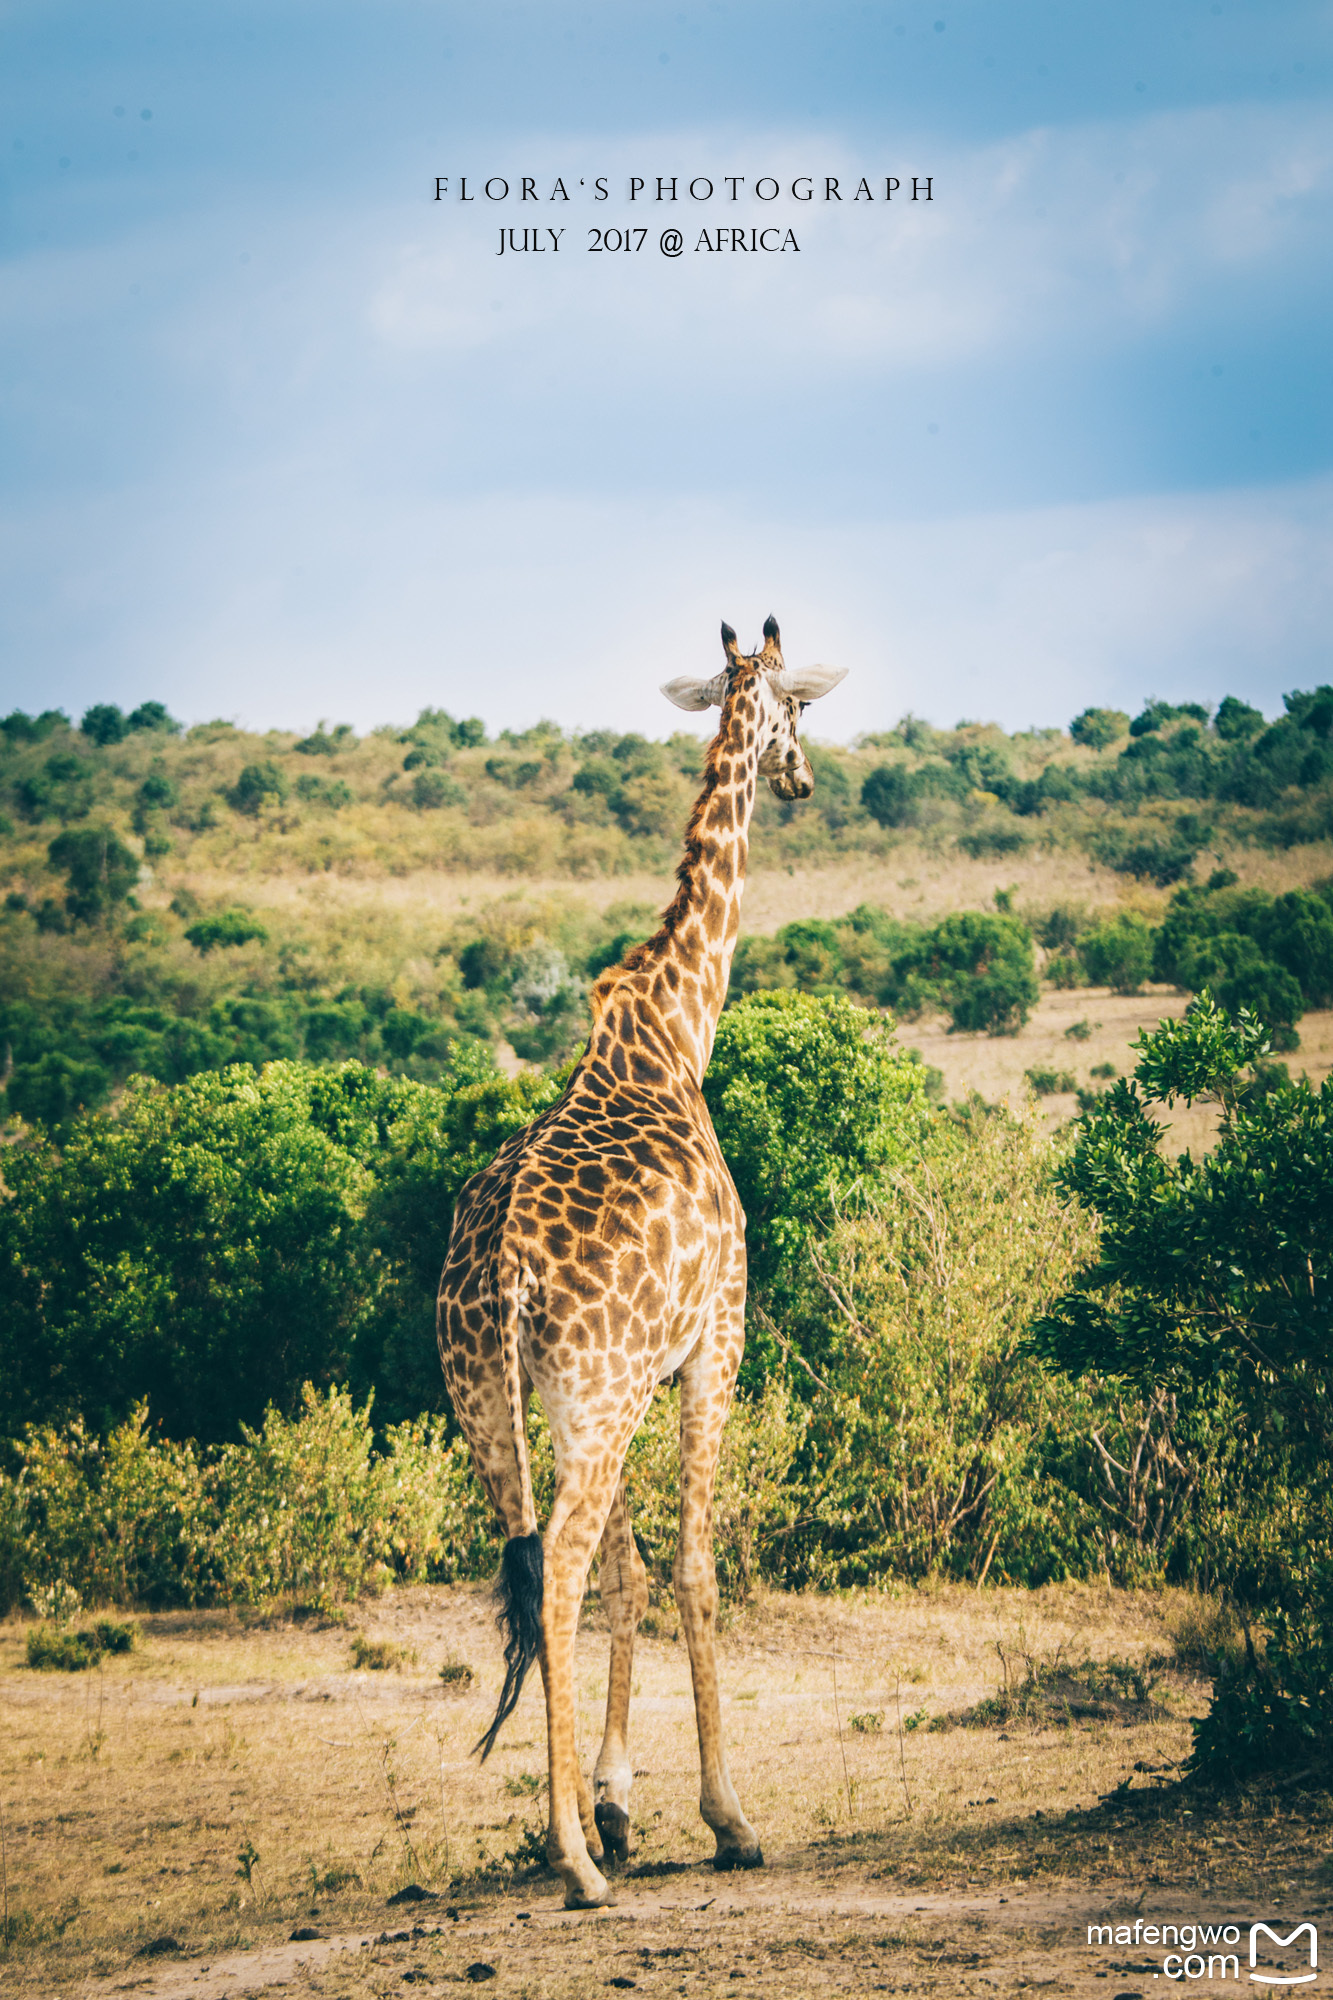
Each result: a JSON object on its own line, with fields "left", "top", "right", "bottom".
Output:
{"left": 474, "top": 1243, "right": 544, "bottom": 1764}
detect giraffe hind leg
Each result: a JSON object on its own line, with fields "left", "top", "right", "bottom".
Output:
{"left": 592, "top": 1474, "right": 649, "bottom": 1868}
{"left": 540, "top": 1458, "right": 626, "bottom": 1909}
{"left": 675, "top": 1348, "right": 763, "bottom": 1871}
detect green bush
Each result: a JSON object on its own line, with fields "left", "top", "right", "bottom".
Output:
{"left": 47, "top": 828, "right": 139, "bottom": 925}
{"left": 775, "top": 1111, "right": 1108, "bottom": 1587}
{"left": 702, "top": 991, "right": 930, "bottom": 1311}
{"left": 1153, "top": 879, "right": 1333, "bottom": 1035}
{"left": 1070, "top": 708, "right": 1130, "bottom": 751}
{"left": 1034, "top": 995, "right": 1333, "bottom": 1775}
{"left": 0, "top": 1387, "right": 502, "bottom": 1615}
{"left": 1078, "top": 913, "right": 1154, "bottom": 993}
{"left": 228, "top": 761, "right": 289, "bottom": 813}
{"left": 26, "top": 1617, "right": 135, "bottom": 1670}
{"left": 923, "top": 912, "right": 1040, "bottom": 1033}
{"left": 1025, "top": 1066, "right": 1076, "bottom": 1096}
{"left": 184, "top": 908, "right": 270, "bottom": 953}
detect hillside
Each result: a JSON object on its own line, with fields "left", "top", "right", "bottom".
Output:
{"left": 2, "top": 688, "right": 1332, "bottom": 1128}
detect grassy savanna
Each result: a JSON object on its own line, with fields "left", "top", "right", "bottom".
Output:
{"left": 6, "top": 1581, "right": 1331, "bottom": 1999}
{"left": 3, "top": 690, "right": 1332, "bottom": 1995}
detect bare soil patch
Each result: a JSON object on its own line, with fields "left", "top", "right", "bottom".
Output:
{"left": 3, "top": 1584, "right": 1330, "bottom": 1997}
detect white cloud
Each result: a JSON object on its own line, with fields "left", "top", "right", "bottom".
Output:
{"left": 3, "top": 469, "right": 1329, "bottom": 734}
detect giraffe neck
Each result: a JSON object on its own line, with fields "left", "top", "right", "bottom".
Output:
{"left": 606, "top": 671, "right": 762, "bottom": 1083}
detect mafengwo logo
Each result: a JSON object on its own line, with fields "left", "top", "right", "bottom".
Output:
{"left": 1249, "top": 1922, "right": 1318, "bottom": 1987}
{"left": 1087, "top": 1918, "right": 1318, "bottom": 1983}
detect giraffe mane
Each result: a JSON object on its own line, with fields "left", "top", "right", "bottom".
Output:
{"left": 591, "top": 666, "right": 753, "bottom": 1014}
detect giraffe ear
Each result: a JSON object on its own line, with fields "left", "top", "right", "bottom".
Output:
{"left": 772, "top": 663, "right": 848, "bottom": 702}
{"left": 661, "top": 673, "right": 728, "bottom": 711}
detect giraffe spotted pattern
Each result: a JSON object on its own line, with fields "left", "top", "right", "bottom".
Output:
{"left": 437, "top": 616, "right": 847, "bottom": 1909}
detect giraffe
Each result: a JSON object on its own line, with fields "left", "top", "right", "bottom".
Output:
{"left": 436, "top": 616, "right": 847, "bottom": 1910}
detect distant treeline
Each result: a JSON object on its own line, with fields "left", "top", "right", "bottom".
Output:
{"left": 3, "top": 684, "right": 1332, "bottom": 881}
{"left": 2, "top": 688, "right": 1332, "bottom": 1127}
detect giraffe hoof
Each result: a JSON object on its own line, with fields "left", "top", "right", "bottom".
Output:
{"left": 712, "top": 1842, "right": 764, "bottom": 1872}
{"left": 594, "top": 1802, "right": 631, "bottom": 1868}
{"left": 564, "top": 1881, "right": 617, "bottom": 1911}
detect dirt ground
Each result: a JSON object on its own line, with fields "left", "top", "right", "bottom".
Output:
{"left": 908, "top": 985, "right": 1333, "bottom": 1156}
{"left": 3, "top": 1584, "right": 1331, "bottom": 1998}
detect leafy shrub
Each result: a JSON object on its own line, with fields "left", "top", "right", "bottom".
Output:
{"left": 411, "top": 768, "right": 466, "bottom": 810}
{"left": 1153, "top": 879, "right": 1333, "bottom": 1033}
{"left": 1024, "top": 1066, "right": 1076, "bottom": 1096}
{"left": 80, "top": 704, "right": 129, "bottom": 747}
{"left": 1187, "top": 1588, "right": 1333, "bottom": 1782}
{"left": 0, "top": 1387, "right": 503, "bottom": 1614}
{"left": 1070, "top": 707, "right": 1129, "bottom": 750}
{"left": 228, "top": 762, "right": 289, "bottom": 813}
{"left": 777, "top": 1111, "right": 1107, "bottom": 1587}
{"left": 702, "top": 991, "right": 930, "bottom": 1308}
{"left": 126, "top": 701, "right": 180, "bottom": 736}
{"left": 26, "top": 1617, "right": 135, "bottom": 1670}
{"left": 295, "top": 773, "right": 354, "bottom": 808}
{"left": 924, "top": 912, "right": 1040, "bottom": 1034}
{"left": 1078, "top": 913, "right": 1154, "bottom": 993}
{"left": 1214, "top": 696, "right": 1264, "bottom": 742}
{"left": 184, "top": 908, "right": 269, "bottom": 953}
{"left": 1034, "top": 996, "right": 1333, "bottom": 1774}
{"left": 295, "top": 725, "right": 354, "bottom": 756}
{"left": 1105, "top": 830, "right": 1204, "bottom": 886}
{"left": 47, "top": 828, "right": 139, "bottom": 925}
{"left": 861, "top": 764, "right": 919, "bottom": 828}
{"left": 350, "top": 1635, "right": 416, "bottom": 1670}
{"left": 957, "top": 823, "right": 1029, "bottom": 858}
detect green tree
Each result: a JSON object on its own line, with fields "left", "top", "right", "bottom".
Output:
{"left": 861, "top": 763, "right": 918, "bottom": 828}
{"left": 0, "top": 1051, "right": 566, "bottom": 1444}
{"left": 0, "top": 1063, "right": 386, "bottom": 1443}
{"left": 80, "top": 703, "right": 128, "bottom": 746}
{"left": 184, "top": 908, "right": 270, "bottom": 954}
{"left": 702, "top": 991, "right": 930, "bottom": 1314}
{"left": 1070, "top": 707, "right": 1130, "bottom": 750}
{"left": 1077, "top": 912, "right": 1154, "bottom": 994}
{"left": 922, "top": 911, "right": 1040, "bottom": 1034}
{"left": 1214, "top": 695, "right": 1264, "bottom": 741}
{"left": 1032, "top": 996, "right": 1333, "bottom": 1776}
{"left": 47, "top": 828, "right": 139, "bottom": 925}
{"left": 228, "top": 761, "right": 289, "bottom": 813}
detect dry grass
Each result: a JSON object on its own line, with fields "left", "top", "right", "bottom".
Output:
{"left": 164, "top": 831, "right": 1333, "bottom": 937}
{"left": 4, "top": 1582, "right": 1330, "bottom": 1997}
{"left": 909, "top": 986, "right": 1333, "bottom": 1156}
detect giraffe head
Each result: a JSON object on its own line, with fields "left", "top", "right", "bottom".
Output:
{"left": 661, "top": 615, "right": 847, "bottom": 801}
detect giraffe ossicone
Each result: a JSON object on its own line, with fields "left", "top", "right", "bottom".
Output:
{"left": 436, "top": 615, "right": 847, "bottom": 1910}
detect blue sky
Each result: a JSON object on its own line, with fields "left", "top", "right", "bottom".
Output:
{"left": 2, "top": 0, "right": 1330, "bottom": 739}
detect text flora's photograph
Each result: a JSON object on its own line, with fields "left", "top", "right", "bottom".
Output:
{"left": 1, "top": 1, "right": 1332, "bottom": 1995}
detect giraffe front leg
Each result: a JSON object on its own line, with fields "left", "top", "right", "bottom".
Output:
{"left": 674, "top": 1358, "right": 763, "bottom": 1873}
{"left": 592, "top": 1476, "right": 649, "bottom": 1868}
{"left": 541, "top": 1484, "right": 618, "bottom": 1909}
